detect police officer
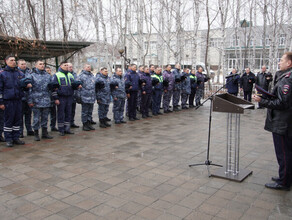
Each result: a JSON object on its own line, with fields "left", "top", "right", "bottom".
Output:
{"left": 240, "top": 67, "right": 255, "bottom": 102}
{"left": 0, "top": 55, "right": 32, "bottom": 147}
{"left": 96, "top": 67, "right": 111, "bottom": 128}
{"left": 68, "top": 63, "right": 79, "bottom": 128}
{"left": 77, "top": 64, "right": 96, "bottom": 131}
{"left": 253, "top": 52, "right": 292, "bottom": 191}
{"left": 225, "top": 68, "right": 240, "bottom": 96}
{"left": 163, "top": 64, "right": 174, "bottom": 113}
{"left": 111, "top": 67, "right": 127, "bottom": 124}
{"left": 195, "top": 67, "right": 205, "bottom": 106}
{"left": 27, "top": 60, "right": 53, "bottom": 141}
{"left": 181, "top": 68, "right": 191, "bottom": 109}
{"left": 137, "top": 65, "right": 144, "bottom": 112}
{"left": 256, "top": 65, "right": 273, "bottom": 109}
{"left": 189, "top": 69, "right": 197, "bottom": 108}
{"left": 151, "top": 67, "right": 164, "bottom": 116}
{"left": 140, "top": 66, "right": 152, "bottom": 118}
{"left": 18, "top": 59, "right": 34, "bottom": 137}
{"left": 52, "top": 62, "right": 81, "bottom": 136}
{"left": 125, "top": 64, "right": 140, "bottom": 121}
{"left": 172, "top": 63, "right": 182, "bottom": 111}
{"left": 46, "top": 67, "right": 58, "bottom": 132}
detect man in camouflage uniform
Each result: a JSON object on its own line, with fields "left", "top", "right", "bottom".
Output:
{"left": 27, "top": 60, "right": 54, "bottom": 141}
{"left": 77, "top": 64, "right": 96, "bottom": 131}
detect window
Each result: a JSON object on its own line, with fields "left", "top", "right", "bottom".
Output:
{"left": 230, "top": 35, "right": 239, "bottom": 47}
{"left": 279, "top": 34, "right": 286, "bottom": 46}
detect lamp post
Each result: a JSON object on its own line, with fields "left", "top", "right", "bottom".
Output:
{"left": 118, "top": 47, "right": 131, "bottom": 71}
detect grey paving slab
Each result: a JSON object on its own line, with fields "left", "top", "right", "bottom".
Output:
{"left": 0, "top": 101, "right": 291, "bottom": 219}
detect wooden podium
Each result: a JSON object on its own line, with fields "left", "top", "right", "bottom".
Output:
{"left": 210, "top": 93, "right": 254, "bottom": 182}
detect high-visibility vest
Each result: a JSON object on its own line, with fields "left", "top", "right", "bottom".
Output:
{"left": 55, "top": 71, "right": 74, "bottom": 86}
{"left": 151, "top": 74, "right": 163, "bottom": 83}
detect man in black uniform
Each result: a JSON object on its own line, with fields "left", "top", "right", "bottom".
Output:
{"left": 240, "top": 67, "right": 255, "bottom": 102}
{"left": 253, "top": 52, "right": 292, "bottom": 191}
{"left": 255, "top": 65, "right": 273, "bottom": 109}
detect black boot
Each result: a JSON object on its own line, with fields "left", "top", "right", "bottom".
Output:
{"left": 87, "top": 121, "right": 95, "bottom": 130}
{"left": 42, "top": 128, "right": 53, "bottom": 139}
{"left": 105, "top": 117, "right": 111, "bottom": 122}
{"left": 0, "top": 135, "right": 5, "bottom": 142}
{"left": 99, "top": 119, "right": 107, "bottom": 128}
{"left": 34, "top": 130, "right": 40, "bottom": 141}
{"left": 83, "top": 122, "right": 91, "bottom": 131}
{"left": 104, "top": 119, "right": 111, "bottom": 127}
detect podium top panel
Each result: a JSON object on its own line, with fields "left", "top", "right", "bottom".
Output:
{"left": 213, "top": 93, "right": 255, "bottom": 113}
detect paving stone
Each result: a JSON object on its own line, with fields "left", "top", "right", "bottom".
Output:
{"left": 0, "top": 103, "right": 291, "bottom": 220}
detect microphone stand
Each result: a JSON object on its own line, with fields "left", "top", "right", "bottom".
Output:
{"left": 189, "top": 77, "right": 235, "bottom": 176}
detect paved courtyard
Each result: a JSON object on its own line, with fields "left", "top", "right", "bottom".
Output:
{"left": 0, "top": 101, "right": 291, "bottom": 220}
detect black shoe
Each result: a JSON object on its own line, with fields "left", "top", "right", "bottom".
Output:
{"left": 51, "top": 127, "right": 58, "bottom": 132}
{"left": 115, "top": 121, "right": 121, "bottom": 124}
{"left": 34, "top": 130, "right": 40, "bottom": 141}
{"left": 6, "top": 141, "right": 13, "bottom": 147}
{"left": 133, "top": 117, "right": 140, "bottom": 120}
{"left": 105, "top": 117, "right": 111, "bottom": 122}
{"left": 164, "top": 110, "right": 170, "bottom": 114}
{"left": 87, "top": 122, "right": 95, "bottom": 130}
{"left": 42, "top": 128, "right": 53, "bottom": 139}
{"left": 142, "top": 115, "right": 147, "bottom": 118}
{"left": 167, "top": 109, "right": 173, "bottom": 113}
{"left": 90, "top": 120, "right": 97, "bottom": 125}
{"left": 129, "top": 118, "right": 135, "bottom": 121}
{"left": 27, "top": 131, "right": 34, "bottom": 136}
{"left": 173, "top": 107, "right": 179, "bottom": 111}
{"left": 64, "top": 130, "right": 74, "bottom": 134}
{"left": 59, "top": 132, "right": 65, "bottom": 136}
{"left": 13, "top": 139, "right": 25, "bottom": 145}
{"left": 271, "top": 176, "right": 280, "bottom": 182}
{"left": 99, "top": 119, "right": 107, "bottom": 128}
{"left": 189, "top": 105, "right": 195, "bottom": 108}
{"left": 0, "top": 135, "right": 5, "bottom": 142}
{"left": 120, "top": 120, "right": 127, "bottom": 123}
{"left": 146, "top": 114, "right": 152, "bottom": 117}
{"left": 20, "top": 134, "right": 24, "bottom": 138}
{"left": 157, "top": 112, "right": 163, "bottom": 115}
{"left": 152, "top": 113, "right": 158, "bottom": 116}
{"left": 83, "top": 122, "right": 91, "bottom": 131}
{"left": 71, "top": 124, "right": 80, "bottom": 128}
{"left": 265, "top": 182, "right": 290, "bottom": 191}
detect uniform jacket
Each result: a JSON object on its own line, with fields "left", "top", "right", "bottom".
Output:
{"left": 96, "top": 74, "right": 111, "bottom": 105}
{"left": 70, "top": 71, "right": 78, "bottom": 102}
{"left": 52, "top": 68, "right": 75, "bottom": 99}
{"left": 125, "top": 70, "right": 140, "bottom": 92}
{"left": 151, "top": 74, "right": 164, "bottom": 91}
{"left": 111, "top": 74, "right": 126, "bottom": 99}
{"left": 0, "top": 66, "right": 26, "bottom": 104}
{"left": 240, "top": 72, "right": 255, "bottom": 92}
{"left": 196, "top": 71, "right": 205, "bottom": 89}
{"left": 140, "top": 72, "right": 152, "bottom": 94}
{"left": 172, "top": 68, "right": 181, "bottom": 90}
{"left": 190, "top": 73, "right": 197, "bottom": 90}
{"left": 27, "top": 68, "right": 52, "bottom": 108}
{"left": 260, "top": 68, "right": 292, "bottom": 136}
{"left": 163, "top": 70, "right": 174, "bottom": 91}
{"left": 77, "top": 70, "right": 96, "bottom": 104}
{"left": 181, "top": 72, "right": 191, "bottom": 95}
{"left": 18, "top": 67, "right": 31, "bottom": 101}
{"left": 226, "top": 73, "right": 240, "bottom": 94}
{"left": 256, "top": 71, "right": 273, "bottom": 91}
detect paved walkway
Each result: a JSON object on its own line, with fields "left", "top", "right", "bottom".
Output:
{"left": 0, "top": 102, "right": 291, "bottom": 220}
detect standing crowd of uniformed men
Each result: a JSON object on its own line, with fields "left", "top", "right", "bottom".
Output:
{"left": 0, "top": 56, "right": 210, "bottom": 147}
{"left": 1, "top": 52, "right": 292, "bottom": 191}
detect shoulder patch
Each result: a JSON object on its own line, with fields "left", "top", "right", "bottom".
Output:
{"left": 285, "top": 72, "right": 291, "bottom": 78}
{"left": 283, "top": 85, "right": 290, "bottom": 95}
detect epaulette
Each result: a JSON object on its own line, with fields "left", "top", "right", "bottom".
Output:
{"left": 285, "top": 72, "right": 291, "bottom": 78}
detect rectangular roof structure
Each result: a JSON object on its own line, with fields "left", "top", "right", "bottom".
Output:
{"left": 0, "top": 35, "right": 94, "bottom": 62}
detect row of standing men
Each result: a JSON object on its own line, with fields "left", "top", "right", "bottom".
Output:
{"left": 0, "top": 57, "right": 210, "bottom": 147}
